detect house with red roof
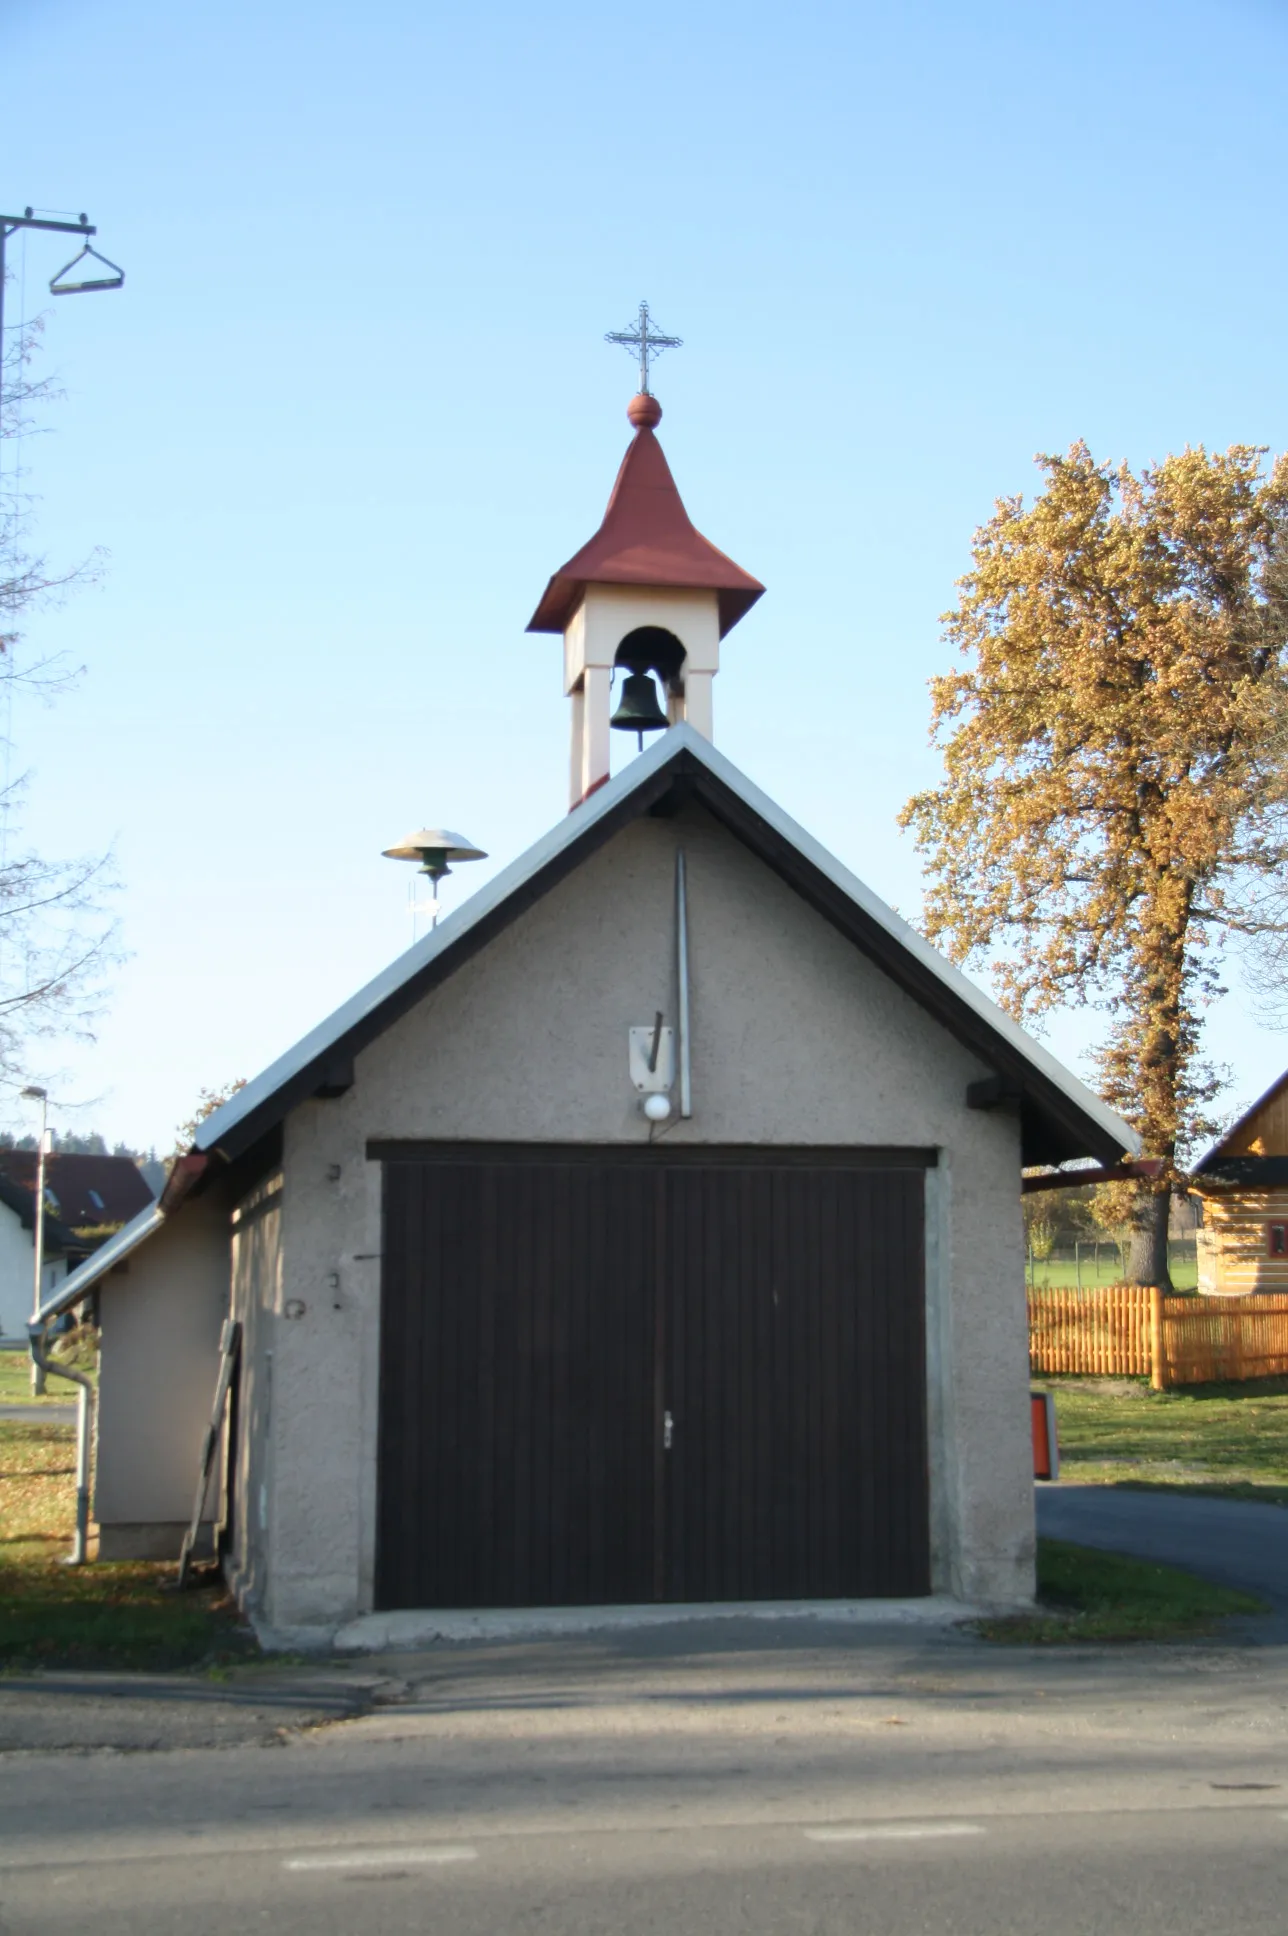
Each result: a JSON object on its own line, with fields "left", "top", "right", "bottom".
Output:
{"left": 0, "top": 1152, "right": 155, "bottom": 1341}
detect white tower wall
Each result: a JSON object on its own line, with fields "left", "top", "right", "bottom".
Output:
{"left": 564, "top": 585, "right": 721, "bottom": 807}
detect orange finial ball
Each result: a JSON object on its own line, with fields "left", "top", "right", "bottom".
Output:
{"left": 627, "top": 392, "right": 663, "bottom": 429}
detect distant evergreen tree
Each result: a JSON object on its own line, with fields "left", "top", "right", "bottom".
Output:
{"left": 0, "top": 1128, "right": 147, "bottom": 1158}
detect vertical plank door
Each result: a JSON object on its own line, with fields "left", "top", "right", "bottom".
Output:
{"left": 661, "top": 1161, "right": 930, "bottom": 1601}
{"left": 376, "top": 1155, "right": 658, "bottom": 1610}
{"left": 375, "top": 1149, "right": 931, "bottom": 1611}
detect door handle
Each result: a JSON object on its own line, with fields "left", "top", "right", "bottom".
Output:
{"left": 663, "top": 1409, "right": 674, "bottom": 1451}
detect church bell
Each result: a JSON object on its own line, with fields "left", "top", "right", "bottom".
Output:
{"left": 610, "top": 671, "right": 669, "bottom": 749}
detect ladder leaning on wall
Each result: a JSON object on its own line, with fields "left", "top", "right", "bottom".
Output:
{"left": 176, "top": 1318, "right": 242, "bottom": 1590}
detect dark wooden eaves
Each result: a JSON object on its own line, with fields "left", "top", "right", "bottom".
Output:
{"left": 1193, "top": 1154, "right": 1288, "bottom": 1190}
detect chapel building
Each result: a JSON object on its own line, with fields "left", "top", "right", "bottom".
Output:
{"left": 37, "top": 377, "right": 1135, "bottom": 1641}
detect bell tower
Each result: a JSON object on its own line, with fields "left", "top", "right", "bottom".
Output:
{"left": 527, "top": 308, "right": 764, "bottom": 809}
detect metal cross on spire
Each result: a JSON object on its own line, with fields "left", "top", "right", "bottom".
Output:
{"left": 604, "top": 300, "right": 682, "bottom": 396}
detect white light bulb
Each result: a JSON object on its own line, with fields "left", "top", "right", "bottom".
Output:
{"left": 642, "top": 1093, "right": 672, "bottom": 1123}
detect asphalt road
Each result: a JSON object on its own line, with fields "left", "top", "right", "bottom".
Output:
{"left": 5, "top": 1802, "right": 1288, "bottom": 1934}
{"left": 3, "top": 1617, "right": 1288, "bottom": 1934}
{"left": 4, "top": 1487, "right": 1287, "bottom": 1931}
{"left": 1037, "top": 1483, "right": 1288, "bottom": 1633}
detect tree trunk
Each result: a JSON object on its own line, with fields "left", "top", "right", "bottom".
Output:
{"left": 1127, "top": 1184, "right": 1172, "bottom": 1289}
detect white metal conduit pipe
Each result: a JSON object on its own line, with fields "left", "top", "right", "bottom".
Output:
{"left": 27, "top": 1324, "right": 93, "bottom": 1565}
{"left": 676, "top": 848, "right": 692, "bottom": 1119}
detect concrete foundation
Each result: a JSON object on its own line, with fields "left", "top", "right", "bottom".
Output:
{"left": 97, "top": 1521, "right": 214, "bottom": 1562}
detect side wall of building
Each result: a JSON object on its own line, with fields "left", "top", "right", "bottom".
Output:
{"left": 0, "top": 1206, "right": 64, "bottom": 1341}
{"left": 94, "top": 1194, "right": 230, "bottom": 1558}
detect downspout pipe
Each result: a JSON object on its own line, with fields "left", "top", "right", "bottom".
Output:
{"left": 676, "top": 848, "right": 692, "bottom": 1119}
{"left": 27, "top": 1322, "right": 93, "bottom": 1566}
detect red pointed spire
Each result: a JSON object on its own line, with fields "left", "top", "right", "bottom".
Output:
{"left": 527, "top": 397, "right": 764, "bottom": 638}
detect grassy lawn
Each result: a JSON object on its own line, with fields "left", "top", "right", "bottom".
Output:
{"left": 979, "top": 1537, "right": 1266, "bottom": 1643}
{"left": 1027, "top": 1251, "right": 1198, "bottom": 1291}
{"left": 0, "top": 1415, "right": 254, "bottom": 1672}
{"left": 0, "top": 1345, "right": 84, "bottom": 1406}
{"left": 5, "top": 1356, "right": 1280, "bottom": 1664}
{"left": 1035, "top": 1374, "right": 1288, "bottom": 1505}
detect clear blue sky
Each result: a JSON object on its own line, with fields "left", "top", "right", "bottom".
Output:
{"left": 5, "top": 0, "right": 1287, "bottom": 1152}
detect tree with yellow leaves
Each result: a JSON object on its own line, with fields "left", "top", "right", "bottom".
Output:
{"left": 902, "top": 442, "right": 1288, "bottom": 1286}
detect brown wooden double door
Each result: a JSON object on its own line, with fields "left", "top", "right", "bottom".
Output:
{"left": 375, "top": 1147, "right": 930, "bottom": 1611}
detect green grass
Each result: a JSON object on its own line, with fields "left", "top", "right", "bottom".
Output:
{"left": 1036, "top": 1374, "right": 1288, "bottom": 1505}
{"left": 0, "top": 1416, "right": 254, "bottom": 1672}
{"left": 1027, "top": 1251, "right": 1198, "bottom": 1291}
{"left": 979, "top": 1537, "right": 1266, "bottom": 1643}
{"left": 0, "top": 1338, "right": 98, "bottom": 1405}
{"left": 0, "top": 1348, "right": 74, "bottom": 1406}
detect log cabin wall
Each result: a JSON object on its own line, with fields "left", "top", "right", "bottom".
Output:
{"left": 1194, "top": 1077, "right": 1288, "bottom": 1294}
{"left": 1196, "top": 1188, "right": 1288, "bottom": 1295}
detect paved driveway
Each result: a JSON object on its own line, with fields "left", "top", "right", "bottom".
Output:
{"left": 1037, "top": 1483, "right": 1288, "bottom": 1635}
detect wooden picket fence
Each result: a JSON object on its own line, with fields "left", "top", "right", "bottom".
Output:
{"left": 1028, "top": 1285, "right": 1288, "bottom": 1388}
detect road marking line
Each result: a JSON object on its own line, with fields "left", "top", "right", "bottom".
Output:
{"left": 805, "top": 1823, "right": 985, "bottom": 1843}
{"left": 284, "top": 1847, "right": 479, "bottom": 1872}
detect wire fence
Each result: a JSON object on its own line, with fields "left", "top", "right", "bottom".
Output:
{"left": 1026, "top": 1239, "right": 1198, "bottom": 1292}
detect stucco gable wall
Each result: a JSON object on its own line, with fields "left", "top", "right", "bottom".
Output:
{"left": 360, "top": 805, "right": 996, "bottom": 1149}
{"left": 264, "top": 805, "right": 1030, "bottom": 1632}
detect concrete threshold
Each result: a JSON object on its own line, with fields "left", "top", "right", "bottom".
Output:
{"left": 330, "top": 1595, "right": 977, "bottom": 1652}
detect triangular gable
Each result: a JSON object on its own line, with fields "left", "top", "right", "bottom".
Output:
{"left": 195, "top": 726, "right": 1136, "bottom": 1170}
{"left": 1194, "top": 1067, "right": 1288, "bottom": 1173}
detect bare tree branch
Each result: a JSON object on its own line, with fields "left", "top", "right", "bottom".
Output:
{"left": 0, "top": 291, "right": 119, "bottom": 1089}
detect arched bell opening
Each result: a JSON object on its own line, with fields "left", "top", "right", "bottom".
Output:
{"left": 612, "top": 635, "right": 689, "bottom": 755}
{"left": 610, "top": 627, "right": 686, "bottom": 748}
{"left": 614, "top": 627, "right": 687, "bottom": 687}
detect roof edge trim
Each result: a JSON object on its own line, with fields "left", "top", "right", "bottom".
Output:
{"left": 192, "top": 724, "right": 1137, "bottom": 1168}
{"left": 29, "top": 1201, "right": 166, "bottom": 1330}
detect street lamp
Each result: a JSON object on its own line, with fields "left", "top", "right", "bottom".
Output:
{"left": 20, "top": 1084, "right": 48, "bottom": 1395}
{"left": 0, "top": 207, "right": 124, "bottom": 433}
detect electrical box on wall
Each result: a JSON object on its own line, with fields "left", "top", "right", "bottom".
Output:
{"left": 628, "top": 1025, "right": 675, "bottom": 1094}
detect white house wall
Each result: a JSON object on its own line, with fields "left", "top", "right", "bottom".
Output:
{"left": 0, "top": 1205, "right": 65, "bottom": 1341}
{"left": 262, "top": 803, "right": 1031, "bottom": 1635}
{"left": 94, "top": 1193, "right": 230, "bottom": 1558}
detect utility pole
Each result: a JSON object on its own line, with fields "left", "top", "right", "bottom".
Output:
{"left": 0, "top": 207, "right": 124, "bottom": 431}
{"left": 0, "top": 209, "right": 120, "bottom": 1394}
{"left": 21, "top": 1084, "right": 48, "bottom": 1394}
